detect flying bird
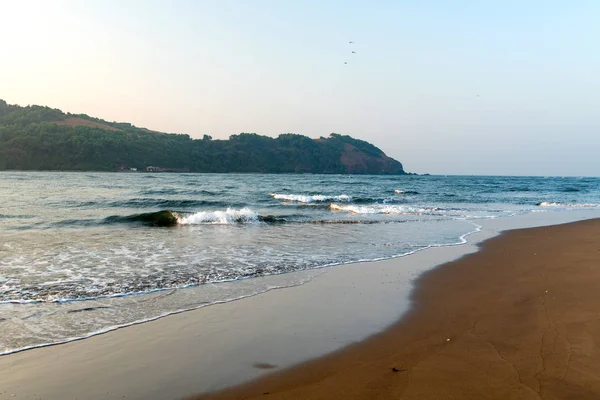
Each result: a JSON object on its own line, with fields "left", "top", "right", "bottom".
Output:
{"left": 344, "top": 61, "right": 348, "bottom": 65}
{"left": 349, "top": 41, "right": 354, "bottom": 44}
{"left": 352, "top": 51, "right": 356, "bottom": 54}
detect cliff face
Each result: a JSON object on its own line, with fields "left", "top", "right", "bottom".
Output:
{"left": 340, "top": 143, "right": 404, "bottom": 174}
{"left": 0, "top": 100, "right": 405, "bottom": 174}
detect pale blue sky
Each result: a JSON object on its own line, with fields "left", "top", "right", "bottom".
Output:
{"left": 1, "top": 1, "right": 599, "bottom": 175}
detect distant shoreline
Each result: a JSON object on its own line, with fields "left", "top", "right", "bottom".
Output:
{"left": 0, "top": 169, "right": 418, "bottom": 175}
{"left": 1, "top": 101, "right": 407, "bottom": 175}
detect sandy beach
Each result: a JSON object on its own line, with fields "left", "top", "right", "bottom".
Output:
{"left": 200, "top": 218, "right": 600, "bottom": 400}
{"left": 1, "top": 213, "right": 599, "bottom": 399}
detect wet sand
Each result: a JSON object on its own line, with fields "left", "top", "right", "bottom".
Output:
{"left": 0, "top": 221, "right": 485, "bottom": 399}
{"left": 199, "top": 218, "right": 600, "bottom": 400}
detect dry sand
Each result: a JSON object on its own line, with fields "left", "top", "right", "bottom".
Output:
{"left": 199, "top": 218, "right": 600, "bottom": 400}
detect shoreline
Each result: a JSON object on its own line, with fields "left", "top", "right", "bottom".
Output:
{"left": 0, "top": 211, "right": 598, "bottom": 399}
{"left": 199, "top": 217, "right": 600, "bottom": 400}
{"left": 0, "top": 212, "right": 483, "bottom": 357}
{"left": 0, "top": 170, "right": 414, "bottom": 175}
{"left": 0, "top": 219, "right": 479, "bottom": 358}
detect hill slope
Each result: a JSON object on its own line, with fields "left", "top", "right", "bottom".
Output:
{"left": 0, "top": 100, "right": 405, "bottom": 174}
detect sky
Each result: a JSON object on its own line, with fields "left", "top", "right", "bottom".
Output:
{"left": 1, "top": 0, "right": 599, "bottom": 176}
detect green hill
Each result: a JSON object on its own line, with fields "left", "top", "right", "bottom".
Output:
{"left": 0, "top": 100, "right": 405, "bottom": 174}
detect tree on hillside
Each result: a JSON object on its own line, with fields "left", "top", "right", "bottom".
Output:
{"left": 0, "top": 100, "right": 405, "bottom": 174}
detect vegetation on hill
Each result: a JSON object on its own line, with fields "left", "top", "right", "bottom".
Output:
{"left": 0, "top": 100, "right": 405, "bottom": 174}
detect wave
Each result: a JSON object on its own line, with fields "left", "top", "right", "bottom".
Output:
{"left": 330, "top": 204, "right": 428, "bottom": 215}
{"left": 394, "top": 189, "right": 419, "bottom": 195}
{"left": 270, "top": 193, "right": 352, "bottom": 203}
{"left": 76, "top": 209, "right": 420, "bottom": 229}
{"left": 104, "top": 210, "right": 180, "bottom": 227}
{"left": 106, "top": 208, "right": 264, "bottom": 226}
{"left": 257, "top": 215, "right": 290, "bottom": 224}
{"left": 58, "top": 198, "right": 230, "bottom": 209}
{"left": 109, "top": 198, "right": 229, "bottom": 209}
{"left": 139, "top": 188, "right": 219, "bottom": 196}
{"left": 537, "top": 202, "right": 599, "bottom": 208}
{"left": 177, "top": 208, "right": 259, "bottom": 225}
{"left": 328, "top": 204, "right": 503, "bottom": 216}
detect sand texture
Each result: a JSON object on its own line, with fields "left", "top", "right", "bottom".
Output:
{"left": 199, "top": 218, "right": 600, "bottom": 400}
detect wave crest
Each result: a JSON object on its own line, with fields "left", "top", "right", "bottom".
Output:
{"left": 394, "top": 189, "right": 419, "bottom": 195}
{"left": 104, "top": 210, "right": 180, "bottom": 227}
{"left": 537, "top": 202, "right": 599, "bottom": 208}
{"left": 270, "top": 193, "right": 352, "bottom": 203}
{"left": 330, "top": 204, "right": 425, "bottom": 215}
{"left": 177, "top": 208, "right": 259, "bottom": 225}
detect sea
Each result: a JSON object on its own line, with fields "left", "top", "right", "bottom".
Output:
{"left": 1, "top": 172, "right": 599, "bottom": 355}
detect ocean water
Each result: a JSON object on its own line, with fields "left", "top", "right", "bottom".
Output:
{"left": 0, "top": 172, "right": 599, "bottom": 354}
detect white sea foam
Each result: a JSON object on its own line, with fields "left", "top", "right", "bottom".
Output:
{"left": 270, "top": 193, "right": 352, "bottom": 203}
{"left": 538, "top": 202, "right": 599, "bottom": 208}
{"left": 330, "top": 204, "right": 426, "bottom": 215}
{"left": 177, "top": 208, "right": 259, "bottom": 225}
{"left": 0, "top": 276, "right": 318, "bottom": 356}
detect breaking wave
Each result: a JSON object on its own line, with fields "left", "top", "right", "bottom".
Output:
{"left": 328, "top": 204, "right": 506, "bottom": 217}
{"left": 271, "top": 193, "right": 352, "bottom": 203}
{"left": 177, "top": 208, "right": 260, "bottom": 225}
{"left": 104, "top": 209, "right": 287, "bottom": 226}
{"left": 330, "top": 204, "right": 428, "bottom": 215}
{"left": 537, "top": 202, "right": 599, "bottom": 208}
{"left": 93, "top": 209, "right": 422, "bottom": 227}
